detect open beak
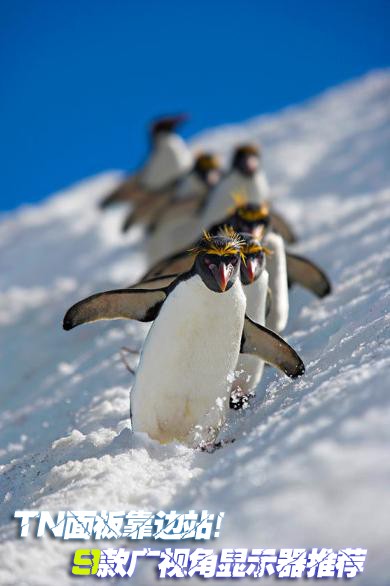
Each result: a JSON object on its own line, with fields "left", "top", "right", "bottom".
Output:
{"left": 211, "top": 263, "right": 230, "bottom": 292}
{"left": 246, "top": 258, "right": 258, "bottom": 283}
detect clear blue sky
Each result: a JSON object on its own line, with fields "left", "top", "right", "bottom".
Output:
{"left": 0, "top": 0, "right": 388, "bottom": 211}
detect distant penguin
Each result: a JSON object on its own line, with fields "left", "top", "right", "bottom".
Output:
{"left": 142, "top": 153, "right": 222, "bottom": 264}
{"left": 120, "top": 153, "right": 221, "bottom": 235}
{"left": 63, "top": 233, "right": 304, "bottom": 447}
{"left": 100, "top": 114, "right": 192, "bottom": 209}
{"left": 200, "top": 144, "right": 270, "bottom": 229}
{"left": 123, "top": 148, "right": 246, "bottom": 252}
{"left": 172, "top": 152, "right": 222, "bottom": 201}
{"left": 200, "top": 143, "right": 297, "bottom": 243}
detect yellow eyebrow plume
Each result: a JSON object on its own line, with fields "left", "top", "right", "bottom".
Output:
{"left": 188, "top": 229, "right": 246, "bottom": 262}
{"left": 243, "top": 243, "right": 273, "bottom": 256}
{"left": 237, "top": 203, "right": 270, "bottom": 221}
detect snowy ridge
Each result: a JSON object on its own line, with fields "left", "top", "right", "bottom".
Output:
{"left": 0, "top": 70, "right": 390, "bottom": 585}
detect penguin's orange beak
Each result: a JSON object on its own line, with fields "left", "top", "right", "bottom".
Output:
{"left": 211, "top": 263, "right": 230, "bottom": 292}
{"left": 246, "top": 258, "right": 257, "bottom": 283}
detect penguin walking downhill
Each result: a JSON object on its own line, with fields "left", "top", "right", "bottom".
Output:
{"left": 131, "top": 204, "right": 330, "bottom": 409}
{"left": 63, "top": 233, "right": 305, "bottom": 448}
{"left": 100, "top": 114, "right": 192, "bottom": 211}
{"left": 200, "top": 144, "right": 296, "bottom": 243}
{"left": 131, "top": 229, "right": 272, "bottom": 410}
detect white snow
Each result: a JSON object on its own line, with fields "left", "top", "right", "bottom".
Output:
{"left": 1, "top": 69, "right": 390, "bottom": 585}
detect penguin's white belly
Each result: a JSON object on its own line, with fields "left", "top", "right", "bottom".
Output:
{"left": 233, "top": 271, "right": 268, "bottom": 395}
{"left": 245, "top": 270, "right": 269, "bottom": 324}
{"left": 202, "top": 171, "right": 270, "bottom": 228}
{"left": 141, "top": 135, "right": 192, "bottom": 190}
{"left": 264, "top": 232, "right": 289, "bottom": 333}
{"left": 131, "top": 276, "right": 246, "bottom": 445}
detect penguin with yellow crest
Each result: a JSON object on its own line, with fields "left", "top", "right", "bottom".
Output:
{"left": 200, "top": 144, "right": 297, "bottom": 243}
{"left": 137, "top": 200, "right": 331, "bottom": 323}
{"left": 63, "top": 232, "right": 304, "bottom": 448}
{"left": 128, "top": 205, "right": 329, "bottom": 410}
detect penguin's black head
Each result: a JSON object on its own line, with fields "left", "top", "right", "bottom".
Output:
{"left": 193, "top": 153, "right": 221, "bottom": 187}
{"left": 189, "top": 232, "right": 244, "bottom": 293}
{"left": 230, "top": 202, "right": 271, "bottom": 238}
{"left": 232, "top": 144, "right": 261, "bottom": 177}
{"left": 150, "top": 113, "right": 189, "bottom": 137}
{"left": 238, "top": 232, "right": 269, "bottom": 285}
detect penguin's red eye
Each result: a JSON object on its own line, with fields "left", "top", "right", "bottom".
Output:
{"left": 204, "top": 257, "right": 212, "bottom": 266}
{"left": 230, "top": 256, "right": 238, "bottom": 265}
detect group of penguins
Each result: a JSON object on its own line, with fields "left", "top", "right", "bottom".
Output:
{"left": 63, "top": 114, "right": 331, "bottom": 450}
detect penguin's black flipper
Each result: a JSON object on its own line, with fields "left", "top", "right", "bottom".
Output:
{"left": 241, "top": 316, "right": 305, "bottom": 378}
{"left": 63, "top": 288, "right": 167, "bottom": 331}
{"left": 142, "top": 250, "right": 194, "bottom": 280}
{"left": 286, "top": 252, "right": 331, "bottom": 298}
{"left": 100, "top": 176, "right": 143, "bottom": 209}
{"left": 270, "top": 210, "right": 297, "bottom": 244}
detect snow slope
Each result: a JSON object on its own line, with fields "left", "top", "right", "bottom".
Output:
{"left": 0, "top": 70, "right": 390, "bottom": 585}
